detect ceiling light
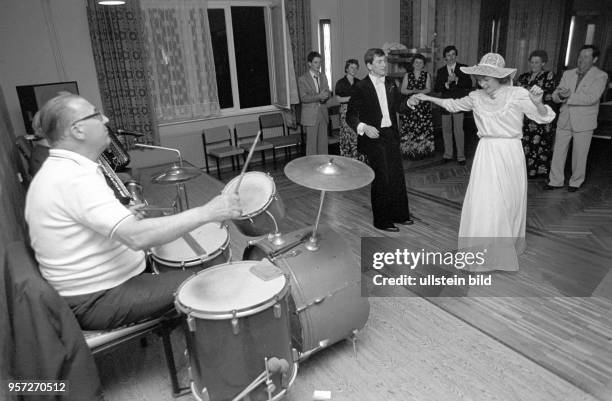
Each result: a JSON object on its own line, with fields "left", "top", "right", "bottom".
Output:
{"left": 98, "top": 0, "right": 126, "bottom": 5}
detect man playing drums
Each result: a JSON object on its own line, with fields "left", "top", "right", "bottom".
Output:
{"left": 25, "top": 94, "right": 242, "bottom": 330}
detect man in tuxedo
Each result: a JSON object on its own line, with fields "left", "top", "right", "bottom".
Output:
{"left": 545, "top": 45, "right": 608, "bottom": 192}
{"left": 434, "top": 45, "right": 473, "bottom": 165}
{"left": 298, "top": 51, "right": 331, "bottom": 155}
{"left": 347, "top": 48, "right": 413, "bottom": 232}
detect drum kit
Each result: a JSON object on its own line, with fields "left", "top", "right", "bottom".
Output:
{"left": 135, "top": 141, "right": 375, "bottom": 401}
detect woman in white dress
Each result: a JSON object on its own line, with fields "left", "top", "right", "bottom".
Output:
{"left": 409, "top": 53, "right": 555, "bottom": 271}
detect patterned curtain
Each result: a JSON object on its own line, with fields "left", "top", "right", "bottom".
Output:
{"left": 86, "top": 0, "right": 158, "bottom": 146}
{"left": 400, "top": 0, "right": 414, "bottom": 48}
{"left": 286, "top": 0, "right": 311, "bottom": 78}
{"left": 139, "top": 0, "right": 219, "bottom": 122}
{"left": 435, "top": 0, "right": 482, "bottom": 69}
{"left": 505, "top": 0, "right": 568, "bottom": 77}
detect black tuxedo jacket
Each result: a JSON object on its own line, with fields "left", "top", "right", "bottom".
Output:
{"left": 434, "top": 63, "right": 472, "bottom": 99}
{"left": 346, "top": 76, "right": 408, "bottom": 153}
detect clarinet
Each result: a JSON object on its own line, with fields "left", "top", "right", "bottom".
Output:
{"left": 99, "top": 152, "right": 132, "bottom": 205}
{"left": 103, "top": 128, "right": 131, "bottom": 170}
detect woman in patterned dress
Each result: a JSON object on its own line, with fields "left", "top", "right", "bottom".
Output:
{"left": 517, "top": 50, "right": 557, "bottom": 178}
{"left": 399, "top": 54, "right": 435, "bottom": 159}
{"left": 335, "top": 59, "right": 366, "bottom": 162}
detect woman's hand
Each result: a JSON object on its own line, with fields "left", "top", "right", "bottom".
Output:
{"left": 528, "top": 85, "right": 544, "bottom": 104}
{"left": 407, "top": 94, "right": 421, "bottom": 109}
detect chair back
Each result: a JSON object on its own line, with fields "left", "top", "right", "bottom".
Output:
{"left": 202, "top": 126, "right": 233, "bottom": 150}
{"left": 328, "top": 105, "right": 341, "bottom": 135}
{"left": 259, "top": 112, "right": 286, "bottom": 139}
{"left": 234, "top": 121, "right": 261, "bottom": 145}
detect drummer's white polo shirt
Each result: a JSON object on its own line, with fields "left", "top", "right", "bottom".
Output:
{"left": 25, "top": 149, "right": 145, "bottom": 297}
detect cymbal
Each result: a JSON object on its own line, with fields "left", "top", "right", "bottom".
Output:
{"left": 284, "top": 155, "right": 374, "bottom": 191}
{"left": 151, "top": 163, "right": 202, "bottom": 183}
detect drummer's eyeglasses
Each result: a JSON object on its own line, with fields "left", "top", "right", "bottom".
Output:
{"left": 71, "top": 111, "right": 105, "bottom": 126}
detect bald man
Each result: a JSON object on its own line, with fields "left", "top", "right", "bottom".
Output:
{"left": 25, "top": 94, "right": 242, "bottom": 330}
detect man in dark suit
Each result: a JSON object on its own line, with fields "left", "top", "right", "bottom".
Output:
{"left": 434, "top": 45, "right": 473, "bottom": 165}
{"left": 347, "top": 48, "right": 413, "bottom": 232}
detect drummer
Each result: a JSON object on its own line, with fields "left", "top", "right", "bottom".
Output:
{"left": 25, "top": 94, "right": 242, "bottom": 330}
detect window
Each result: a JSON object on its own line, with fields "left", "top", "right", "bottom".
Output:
{"left": 208, "top": 5, "right": 272, "bottom": 111}
{"left": 318, "top": 19, "right": 332, "bottom": 84}
{"left": 141, "top": 0, "right": 290, "bottom": 123}
{"left": 564, "top": 16, "right": 575, "bottom": 67}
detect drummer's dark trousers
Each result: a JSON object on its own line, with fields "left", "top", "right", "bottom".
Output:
{"left": 64, "top": 268, "right": 198, "bottom": 331}
{"left": 362, "top": 127, "right": 411, "bottom": 229}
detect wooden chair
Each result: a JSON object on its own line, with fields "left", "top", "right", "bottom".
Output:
{"left": 234, "top": 121, "right": 275, "bottom": 166}
{"left": 202, "top": 125, "right": 244, "bottom": 179}
{"left": 259, "top": 112, "right": 303, "bottom": 163}
{"left": 327, "top": 105, "right": 341, "bottom": 151}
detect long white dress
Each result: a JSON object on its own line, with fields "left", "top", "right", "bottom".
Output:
{"left": 438, "top": 86, "right": 555, "bottom": 271}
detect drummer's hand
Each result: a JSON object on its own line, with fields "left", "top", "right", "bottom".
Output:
{"left": 129, "top": 203, "right": 147, "bottom": 220}
{"left": 363, "top": 124, "right": 379, "bottom": 139}
{"left": 207, "top": 193, "right": 242, "bottom": 221}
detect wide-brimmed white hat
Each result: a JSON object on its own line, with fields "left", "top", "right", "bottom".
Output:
{"left": 460, "top": 53, "right": 516, "bottom": 79}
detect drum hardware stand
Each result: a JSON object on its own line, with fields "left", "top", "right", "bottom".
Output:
{"left": 267, "top": 232, "right": 311, "bottom": 260}
{"left": 305, "top": 190, "right": 326, "bottom": 251}
{"left": 265, "top": 210, "right": 285, "bottom": 246}
{"left": 230, "top": 356, "right": 288, "bottom": 401}
{"left": 297, "top": 339, "right": 330, "bottom": 361}
{"left": 350, "top": 329, "right": 359, "bottom": 357}
{"left": 136, "top": 143, "right": 200, "bottom": 213}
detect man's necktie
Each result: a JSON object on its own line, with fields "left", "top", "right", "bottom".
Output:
{"left": 575, "top": 72, "right": 585, "bottom": 90}
{"left": 314, "top": 75, "right": 320, "bottom": 93}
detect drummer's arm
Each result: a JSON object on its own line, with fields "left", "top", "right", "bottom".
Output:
{"left": 113, "top": 193, "right": 241, "bottom": 250}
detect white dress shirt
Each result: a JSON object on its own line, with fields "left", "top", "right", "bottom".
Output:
{"left": 357, "top": 73, "right": 392, "bottom": 135}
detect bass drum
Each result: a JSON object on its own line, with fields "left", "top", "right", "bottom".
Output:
{"left": 243, "top": 225, "right": 370, "bottom": 358}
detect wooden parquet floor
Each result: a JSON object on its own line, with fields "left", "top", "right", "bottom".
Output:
{"left": 97, "top": 143, "right": 612, "bottom": 401}
{"left": 403, "top": 139, "right": 612, "bottom": 253}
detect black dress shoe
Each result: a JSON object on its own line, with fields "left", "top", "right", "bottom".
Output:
{"left": 442, "top": 158, "right": 451, "bottom": 164}
{"left": 377, "top": 225, "right": 399, "bottom": 232}
{"left": 568, "top": 186, "right": 579, "bottom": 192}
{"left": 544, "top": 184, "right": 563, "bottom": 190}
{"left": 458, "top": 160, "right": 466, "bottom": 166}
{"left": 396, "top": 219, "right": 414, "bottom": 225}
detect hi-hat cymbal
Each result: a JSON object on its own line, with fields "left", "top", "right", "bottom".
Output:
{"left": 284, "top": 155, "right": 374, "bottom": 191}
{"left": 151, "top": 163, "right": 202, "bottom": 183}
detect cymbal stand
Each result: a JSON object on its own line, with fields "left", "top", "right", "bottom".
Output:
{"left": 175, "top": 182, "right": 189, "bottom": 212}
{"left": 305, "top": 190, "right": 326, "bottom": 251}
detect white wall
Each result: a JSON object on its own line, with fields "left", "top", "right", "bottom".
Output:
{"left": 0, "top": 0, "right": 401, "bottom": 168}
{"left": 0, "top": 0, "right": 102, "bottom": 137}
{"left": 310, "top": 0, "right": 401, "bottom": 84}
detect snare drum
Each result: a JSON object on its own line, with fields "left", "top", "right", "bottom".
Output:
{"left": 175, "top": 261, "right": 298, "bottom": 401}
{"left": 243, "top": 225, "right": 370, "bottom": 359}
{"left": 150, "top": 223, "right": 230, "bottom": 273}
{"left": 223, "top": 171, "right": 285, "bottom": 237}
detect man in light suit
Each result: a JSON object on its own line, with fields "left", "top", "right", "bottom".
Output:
{"left": 545, "top": 45, "right": 608, "bottom": 192}
{"left": 298, "top": 51, "right": 331, "bottom": 155}
{"left": 347, "top": 48, "right": 413, "bottom": 232}
{"left": 434, "top": 45, "right": 473, "bottom": 165}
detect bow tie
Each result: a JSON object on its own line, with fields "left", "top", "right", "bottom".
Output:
{"left": 373, "top": 76, "right": 385, "bottom": 85}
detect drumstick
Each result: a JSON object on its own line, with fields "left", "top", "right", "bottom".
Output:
{"left": 234, "top": 130, "right": 262, "bottom": 195}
